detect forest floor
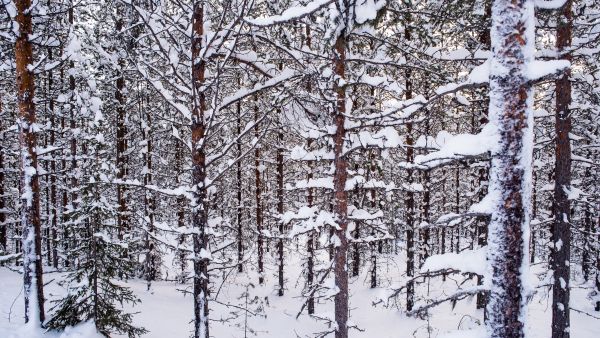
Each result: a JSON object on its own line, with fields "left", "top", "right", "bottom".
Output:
{"left": 1, "top": 252, "right": 599, "bottom": 338}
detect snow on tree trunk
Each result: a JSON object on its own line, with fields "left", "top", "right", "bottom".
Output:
{"left": 191, "top": 2, "right": 209, "bottom": 338}
{"left": 551, "top": 1, "right": 573, "bottom": 337}
{"left": 15, "top": 0, "right": 45, "bottom": 324}
{"left": 115, "top": 8, "right": 129, "bottom": 241}
{"left": 277, "top": 130, "right": 285, "bottom": 296}
{"left": 0, "top": 95, "right": 5, "bottom": 256}
{"left": 255, "top": 100, "right": 264, "bottom": 285}
{"left": 332, "top": 32, "right": 349, "bottom": 338}
{"left": 486, "top": 0, "right": 535, "bottom": 337}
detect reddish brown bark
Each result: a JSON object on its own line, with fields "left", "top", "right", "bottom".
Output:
{"left": 15, "top": 0, "right": 45, "bottom": 323}
{"left": 486, "top": 1, "right": 533, "bottom": 336}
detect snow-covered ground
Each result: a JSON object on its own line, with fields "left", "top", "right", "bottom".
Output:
{"left": 1, "top": 253, "right": 599, "bottom": 337}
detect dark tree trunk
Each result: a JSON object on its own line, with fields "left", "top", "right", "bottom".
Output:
{"left": 332, "top": 32, "right": 349, "bottom": 338}
{"left": 115, "top": 12, "right": 129, "bottom": 241}
{"left": 0, "top": 96, "right": 5, "bottom": 256}
{"left": 277, "top": 131, "right": 285, "bottom": 296}
{"left": 143, "top": 101, "right": 157, "bottom": 287}
{"left": 254, "top": 101, "right": 264, "bottom": 285}
{"left": 237, "top": 101, "right": 243, "bottom": 273}
{"left": 551, "top": 1, "right": 572, "bottom": 337}
{"left": 175, "top": 139, "right": 187, "bottom": 282}
{"left": 476, "top": 2, "right": 491, "bottom": 312}
{"left": 404, "top": 10, "right": 416, "bottom": 311}
{"left": 47, "top": 46, "right": 58, "bottom": 269}
{"left": 405, "top": 121, "right": 415, "bottom": 312}
{"left": 15, "top": 0, "right": 45, "bottom": 323}
{"left": 304, "top": 24, "right": 316, "bottom": 314}
{"left": 307, "top": 140, "right": 315, "bottom": 314}
{"left": 191, "top": 3, "right": 209, "bottom": 338}
{"left": 369, "top": 151, "right": 378, "bottom": 288}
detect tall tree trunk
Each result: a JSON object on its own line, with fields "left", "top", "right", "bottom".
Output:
{"left": 115, "top": 12, "right": 129, "bottom": 241}
{"left": 254, "top": 100, "right": 264, "bottom": 285}
{"left": 485, "top": 0, "right": 534, "bottom": 337}
{"left": 143, "top": 99, "right": 157, "bottom": 288}
{"left": 277, "top": 130, "right": 285, "bottom": 296}
{"left": 48, "top": 46, "right": 58, "bottom": 269}
{"left": 175, "top": 139, "right": 187, "bottom": 282}
{"left": 530, "top": 169, "right": 537, "bottom": 264}
{"left": 236, "top": 100, "right": 244, "bottom": 273}
{"left": 305, "top": 25, "right": 315, "bottom": 314}
{"left": 307, "top": 141, "right": 315, "bottom": 314}
{"left": 551, "top": 1, "right": 572, "bottom": 337}
{"left": 405, "top": 121, "right": 415, "bottom": 312}
{"left": 476, "top": 2, "right": 491, "bottom": 312}
{"left": 0, "top": 96, "right": 5, "bottom": 256}
{"left": 404, "top": 9, "right": 416, "bottom": 311}
{"left": 191, "top": 3, "right": 209, "bottom": 338}
{"left": 454, "top": 162, "right": 460, "bottom": 253}
{"left": 332, "top": 31, "right": 349, "bottom": 338}
{"left": 369, "top": 151, "right": 378, "bottom": 288}
{"left": 15, "top": 0, "right": 45, "bottom": 323}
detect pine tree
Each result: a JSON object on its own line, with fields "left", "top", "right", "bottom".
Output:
{"left": 486, "top": 0, "right": 534, "bottom": 336}
{"left": 47, "top": 96, "right": 146, "bottom": 338}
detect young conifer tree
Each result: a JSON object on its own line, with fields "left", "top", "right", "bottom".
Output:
{"left": 47, "top": 94, "right": 146, "bottom": 337}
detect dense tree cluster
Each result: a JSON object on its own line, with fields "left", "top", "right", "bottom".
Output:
{"left": 0, "top": 0, "right": 599, "bottom": 337}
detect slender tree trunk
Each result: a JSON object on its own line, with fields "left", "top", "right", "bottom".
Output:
{"left": 237, "top": 101, "right": 244, "bottom": 273}
{"left": 332, "top": 31, "right": 349, "bottom": 338}
{"left": 476, "top": 162, "right": 489, "bottom": 312}
{"left": 405, "top": 121, "right": 415, "bottom": 312}
{"left": 144, "top": 101, "right": 157, "bottom": 287}
{"left": 551, "top": 1, "right": 572, "bottom": 337}
{"left": 485, "top": 1, "right": 534, "bottom": 336}
{"left": 305, "top": 25, "right": 315, "bottom": 314}
{"left": 454, "top": 163, "right": 460, "bottom": 253}
{"left": 191, "top": 3, "right": 209, "bottom": 338}
{"left": 369, "top": 151, "right": 378, "bottom": 288}
{"left": 0, "top": 96, "right": 5, "bottom": 255}
{"left": 175, "top": 139, "right": 187, "bottom": 282}
{"left": 115, "top": 12, "right": 129, "bottom": 241}
{"left": 254, "top": 100, "right": 264, "bottom": 285}
{"left": 404, "top": 9, "right": 416, "bottom": 311}
{"left": 277, "top": 130, "right": 285, "bottom": 296}
{"left": 530, "top": 169, "right": 537, "bottom": 264}
{"left": 47, "top": 46, "right": 58, "bottom": 269}
{"left": 15, "top": 0, "right": 45, "bottom": 323}
{"left": 596, "top": 209, "right": 600, "bottom": 311}
{"left": 307, "top": 141, "right": 315, "bottom": 314}
{"left": 476, "top": 3, "right": 491, "bottom": 312}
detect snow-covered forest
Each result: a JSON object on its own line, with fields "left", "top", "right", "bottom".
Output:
{"left": 0, "top": 0, "right": 599, "bottom": 337}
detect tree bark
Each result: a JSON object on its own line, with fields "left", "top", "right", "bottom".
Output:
{"left": 236, "top": 100, "right": 244, "bottom": 273}
{"left": 0, "top": 96, "right": 5, "bottom": 256}
{"left": 277, "top": 130, "right": 285, "bottom": 296}
{"left": 15, "top": 0, "right": 45, "bottom": 323}
{"left": 485, "top": 0, "right": 534, "bottom": 336}
{"left": 404, "top": 9, "right": 416, "bottom": 312}
{"left": 115, "top": 12, "right": 129, "bottom": 241}
{"left": 191, "top": 3, "right": 209, "bottom": 338}
{"left": 332, "top": 32, "right": 349, "bottom": 338}
{"left": 254, "top": 100, "right": 264, "bottom": 285}
{"left": 551, "top": 1, "right": 572, "bottom": 336}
